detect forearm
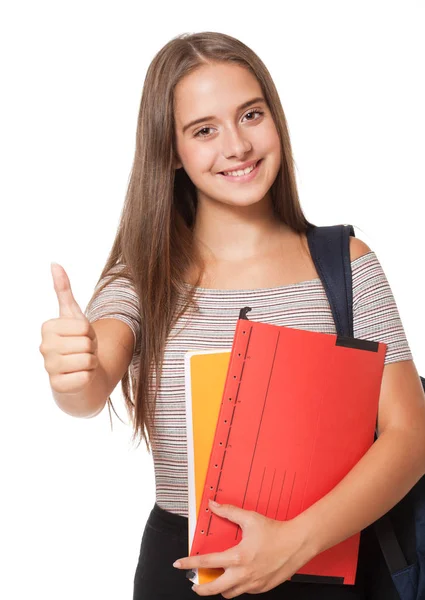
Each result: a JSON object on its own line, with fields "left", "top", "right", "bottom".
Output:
{"left": 294, "top": 428, "right": 425, "bottom": 557}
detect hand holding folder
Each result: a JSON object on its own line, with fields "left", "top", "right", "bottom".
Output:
{"left": 185, "top": 310, "right": 387, "bottom": 586}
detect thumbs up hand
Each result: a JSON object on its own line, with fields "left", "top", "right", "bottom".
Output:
{"left": 39, "top": 263, "right": 99, "bottom": 394}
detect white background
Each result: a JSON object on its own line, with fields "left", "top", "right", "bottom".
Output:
{"left": 1, "top": 1, "right": 424, "bottom": 598}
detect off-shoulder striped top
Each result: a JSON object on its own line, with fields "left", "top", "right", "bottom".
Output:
{"left": 84, "top": 251, "right": 413, "bottom": 517}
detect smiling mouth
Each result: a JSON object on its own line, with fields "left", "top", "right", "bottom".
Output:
{"left": 218, "top": 159, "right": 262, "bottom": 176}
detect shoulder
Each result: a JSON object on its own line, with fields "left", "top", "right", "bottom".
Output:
{"left": 298, "top": 230, "right": 373, "bottom": 270}
{"left": 349, "top": 235, "right": 373, "bottom": 262}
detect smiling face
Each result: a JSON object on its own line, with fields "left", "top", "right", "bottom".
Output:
{"left": 173, "top": 62, "right": 282, "bottom": 210}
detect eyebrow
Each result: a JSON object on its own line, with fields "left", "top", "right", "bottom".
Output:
{"left": 181, "top": 96, "right": 266, "bottom": 134}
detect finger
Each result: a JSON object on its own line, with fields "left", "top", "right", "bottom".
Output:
{"left": 192, "top": 568, "right": 243, "bottom": 597}
{"left": 48, "top": 319, "right": 97, "bottom": 341}
{"left": 49, "top": 352, "right": 97, "bottom": 375}
{"left": 217, "top": 583, "right": 246, "bottom": 599}
{"left": 208, "top": 501, "right": 253, "bottom": 531}
{"left": 57, "top": 334, "right": 97, "bottom": 354}
{"left": 51, "top": 263, "right": 86, "bottom": 320}
{"left": 176, "top": 547, "right": 238, "bottom": 571}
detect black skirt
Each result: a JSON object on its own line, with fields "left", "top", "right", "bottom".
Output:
{"left": 132, "top": 502, "right": 398, "bottom": 599}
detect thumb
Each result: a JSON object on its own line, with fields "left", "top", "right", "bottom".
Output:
{"left": 51, "top": 262, "right": 86, "bottom": 320}
{"left": 208, "top": 500, "right": 251, "bottom": 528}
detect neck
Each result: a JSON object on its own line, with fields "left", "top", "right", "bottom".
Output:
{"left": 193, "top": 193, "right": 291, "bottom": 263}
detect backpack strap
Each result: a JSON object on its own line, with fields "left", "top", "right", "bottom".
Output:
{"left": 306, "top": 223, "right": 376, "bottom": 438}
{"left": 306, "top": 224, "right": 355, "bottom": 338}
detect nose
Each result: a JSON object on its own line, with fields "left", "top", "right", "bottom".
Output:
{"left": 221, "top": 125, "right": 252, "bottom": 159}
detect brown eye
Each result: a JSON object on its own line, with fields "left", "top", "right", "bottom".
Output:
{"left": 243, "top": 109, "right": 264, "bottom": 121}
{"left": 194, "top": 127, "right": 213, "bottom": 138}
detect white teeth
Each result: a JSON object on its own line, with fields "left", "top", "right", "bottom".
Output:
{"left": 222, "top": 161, "right": 258, "bottom": 177}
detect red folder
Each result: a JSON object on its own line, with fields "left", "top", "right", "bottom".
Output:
{"left": 190, "top": 309, "right": 387, "bottom": 585}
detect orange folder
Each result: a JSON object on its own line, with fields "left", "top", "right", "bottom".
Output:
{"left": 185, "top": 349, "right": 231, "bottom": 585}
{"left": 186, "top": 312, "right": 387, "bottom": 586}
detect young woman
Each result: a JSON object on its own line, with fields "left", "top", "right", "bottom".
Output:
{"left": 42, "top": 32, "right": 425, "bottom": 599}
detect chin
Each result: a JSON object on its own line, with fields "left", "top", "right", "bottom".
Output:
{"left": 218, "top": 193, "right": 269, "bottom": 208}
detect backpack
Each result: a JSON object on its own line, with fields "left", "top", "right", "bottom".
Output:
{"left": 306, "top": 223, "right": 425, "bottom": 600}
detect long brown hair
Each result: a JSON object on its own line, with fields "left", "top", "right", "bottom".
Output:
{"left": 85, "top": 31, "right": 315, "bottom": 453}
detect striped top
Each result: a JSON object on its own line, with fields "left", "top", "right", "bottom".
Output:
{"left": 84, "top": 251, "right": 413, "bottom": 517}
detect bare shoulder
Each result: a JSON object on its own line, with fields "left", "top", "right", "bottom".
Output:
{"left": 298, "top": 230, "right": 373, "bottom": 271}
{"left": 349, "top": 236, "right": 373, "bottom": 262}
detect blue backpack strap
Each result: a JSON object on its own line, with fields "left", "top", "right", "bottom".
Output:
{"left": 306, "top": 224, "right": 355, "bottom": 338}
